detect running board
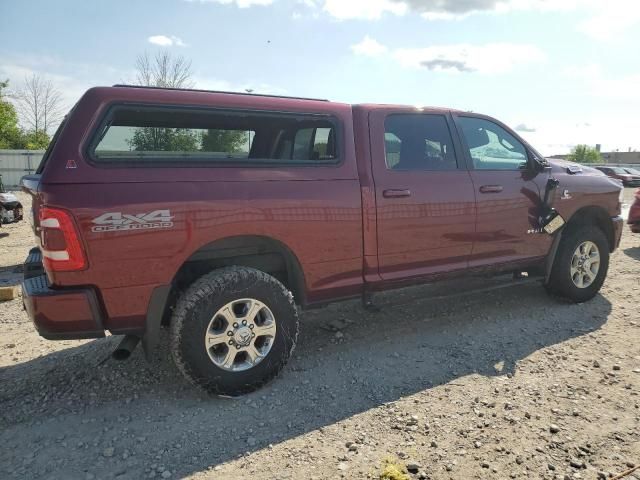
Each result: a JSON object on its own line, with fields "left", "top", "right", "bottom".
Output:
{"left": 362, "top": 272, "right": 541, "bottom": 311}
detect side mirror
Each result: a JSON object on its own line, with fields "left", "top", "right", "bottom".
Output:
{"left": 529, "top": 152, "right": 550, "bottom": 173}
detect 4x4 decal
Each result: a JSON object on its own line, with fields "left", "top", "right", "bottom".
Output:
{"left": 92, "top": 210, "right": 174, "bottom": 233}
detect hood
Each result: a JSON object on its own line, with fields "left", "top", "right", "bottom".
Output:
{"left": 0, "top": 192, "right": 19, "bottom": 203}
{"left": 546, "top": 158, "right": 604, "bottom": 176}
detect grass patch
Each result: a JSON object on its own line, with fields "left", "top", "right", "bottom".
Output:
{"left": 379, "top": 457, "right": 410, "bottom": 480}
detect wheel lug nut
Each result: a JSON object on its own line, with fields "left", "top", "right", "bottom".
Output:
{"left": 242, "top": 320, "right": 247, "bottom": 325}
{"left": 227, "top": 331, "right": 233, "bottom": 336}
{"left": 233, "top": 322, "right": 239, "bottom": 328}
{"left": 228, "top": 340, "right": 234, "bottom": 345}
{"left": 249, "top": 324, "right": 254, "bottom": 329}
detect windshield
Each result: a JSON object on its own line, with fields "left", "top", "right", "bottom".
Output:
{"left": 610, "top": 167, "right": 628, "bottom": 174}
{"left": 625, "top": 168, "right": 640, "bottom": 175}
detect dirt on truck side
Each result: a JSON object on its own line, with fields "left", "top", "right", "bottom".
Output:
{"left": 1, "top": 190, "right": 639, "bottom": 480}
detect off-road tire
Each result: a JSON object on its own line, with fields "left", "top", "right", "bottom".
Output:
{"left": 545, "top": 225, "right": 609, "bottom": 303}
{"left": 170, "top": 266, "right": 299, "bottom": 396}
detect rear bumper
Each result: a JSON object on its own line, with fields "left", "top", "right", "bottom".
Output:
{"left": 21, "top": 248, "right": 105, "bottom": 340}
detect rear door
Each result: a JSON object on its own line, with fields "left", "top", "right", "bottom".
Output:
{"left": 452, "top": 114, "right": 551, "bottom": 267}
{"left": 369, "top": 109, "right": 476, "bottom": 281}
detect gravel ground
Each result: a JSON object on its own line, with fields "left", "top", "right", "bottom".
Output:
{"left": 0, "top": 190, "right": 638, "bottom": 480}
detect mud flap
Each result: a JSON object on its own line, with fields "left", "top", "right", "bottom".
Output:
{"left": 544, "top": 228, "right": 564, "bottom": 284}
{"left": 142, "top": 284, "right": 172, "bottom": 360}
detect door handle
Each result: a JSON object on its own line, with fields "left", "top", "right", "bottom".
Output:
{"left": 383, "top": 189, "right": 412, "bottom": 198}
{"left": 479, "top": 185, "right": 503, "bottom": 193}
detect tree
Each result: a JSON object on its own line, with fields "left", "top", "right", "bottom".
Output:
{"left": 14, "top": 74, "right": 64, "bottom": 136}
{"left": 132, "top": 51, "right": 246, "bottom": 156}
{"left": 201, "top": 129, "right": 246, "bottom": 153}
{"left": 20, "top": 130, "right": 50, "bottom": 150}
{"left": 567, "top": 144, "right": 601, "bottom": 164}
{"left": 135, "top": 51, "right": 195, "bottom": 88}
{"left": 0, "top": 80, "right": 22, "bottom": 149}
{"left": 129, "top": 52, "right": 198, "bottom": 152}
{"left": 127, "top": 127, "right": 200, "bottom": 152}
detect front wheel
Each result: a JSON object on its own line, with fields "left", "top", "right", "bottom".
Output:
{"left": 545, "top": 225, "right": 610, "bottom": 303}
{"left": 170, "top": 266, "right": 299, "bottom": 396}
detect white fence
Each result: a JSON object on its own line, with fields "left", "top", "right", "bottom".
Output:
{"left": 0, "top": 150, "right": 44, "bottom": 188}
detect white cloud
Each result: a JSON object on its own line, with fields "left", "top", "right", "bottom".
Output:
{"left": 185, "top": 0, "right": 274, "bottom": 7}
{"left": 350, "top": 36, "right": 388, "bottom": 56}
{"left": 322, "top": 0, "right": 407, "bottom": 20}
{"left": 0, "top": 55, "right": 134, "bottom": 132}
{"left": 353, "top": 40, "right": 545, "bottom": 74}
{"left": 395, "top": 43, "right": 546, "bottom": 74}
{"left": 147, "top": 35, "right": 187, "bottom": 47}
{"left": 0, "top": 54, "right": 287, "bottom": 135}
{"left": 515, "top": 63, "right": 640, "bottom": 154}
{"left": 191, "top": 76, "right": 287, "bottom": 96}
{"left": 301, "top": 0, "right": 640, "bottom": 40}
{"left": 519, "top": 116, "right": 640, "bottom": 156}
{"left": 408, "top": 0, "right": 582, "bottom": 20}
{"left": 564, "top": 63, "right": 640, "bottom": 100}
{"left": 302, "top": 0, "right": 579, "bottom": 21}
{"left": 577, "top": 0, "right": 640, "bottom": 40}
{"left": 515, "top": 123, "right": 536, "bottom": 133}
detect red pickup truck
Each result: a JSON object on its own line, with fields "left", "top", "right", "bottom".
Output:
{"left": 22, "top": 86, "right": 623, "bottom": 395}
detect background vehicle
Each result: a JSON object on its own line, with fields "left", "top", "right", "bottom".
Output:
{"left": 628, "top": 188, "right": 640, "bottom": 233}
{"left": 595, "top": 166, "right": 640, "bottom": 187}
{"left": 0, "top": 174, "right": 23, "bottom": 224}
{"left": 21, "top": 86, "right": 624, "bottom": 395}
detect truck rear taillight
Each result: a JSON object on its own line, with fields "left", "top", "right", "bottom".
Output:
{"left": 39, "top": 207, "right": 87, "bottom": 271}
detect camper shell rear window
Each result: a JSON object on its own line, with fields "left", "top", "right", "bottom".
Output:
{"left": 88, "top": 104, "right": 341, "bottom": 167}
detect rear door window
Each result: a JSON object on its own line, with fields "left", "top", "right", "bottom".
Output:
{"left": 383, "top": 114, "right": 458, "bottom": 171}
{"left": 90, "top": 105, "right": 340, "bottom": 166}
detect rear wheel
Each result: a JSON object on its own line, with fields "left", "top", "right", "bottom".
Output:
{"left": 545, "top": 225, "right": 609, "bottom": 303}
{"left": 170, "top": 266, "right": 299, "bottom": 396}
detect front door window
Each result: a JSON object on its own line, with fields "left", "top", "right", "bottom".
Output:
{"left": 457, "top": 116, "right": 528, "bottom": 170}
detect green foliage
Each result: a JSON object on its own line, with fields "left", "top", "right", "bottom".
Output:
{"left": 0, "top": 80, "right": 23, "bottom": 149}
{"left": 201, "top": 129, "right": 247, "bottom": 153}
{"left": 567, "top": 144, "right": 601, "bottom": 164}
{"left": 126, "top": 127, "right": 249, "bottom": 156}
{"left": 0, "top": 79, "right": 51, "bottom": 150}
{"left": 127, "top": 127, "right": 201, "bottom": 152}
{"left": 20, "top": 130, "right": 51, "bottom": 150}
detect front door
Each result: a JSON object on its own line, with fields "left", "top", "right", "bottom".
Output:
{"left": 370, "top": 110, "right": 476, "bottom": 281}
{"left": 453, "top": 114, "right": 552, "bottom": 267}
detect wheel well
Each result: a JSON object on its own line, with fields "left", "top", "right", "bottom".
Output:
{"left": 161, "top": 236, "right": 306, "bottom": 325}
{"left": 565, "top": 206, "right": 614, "bottom": 252}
